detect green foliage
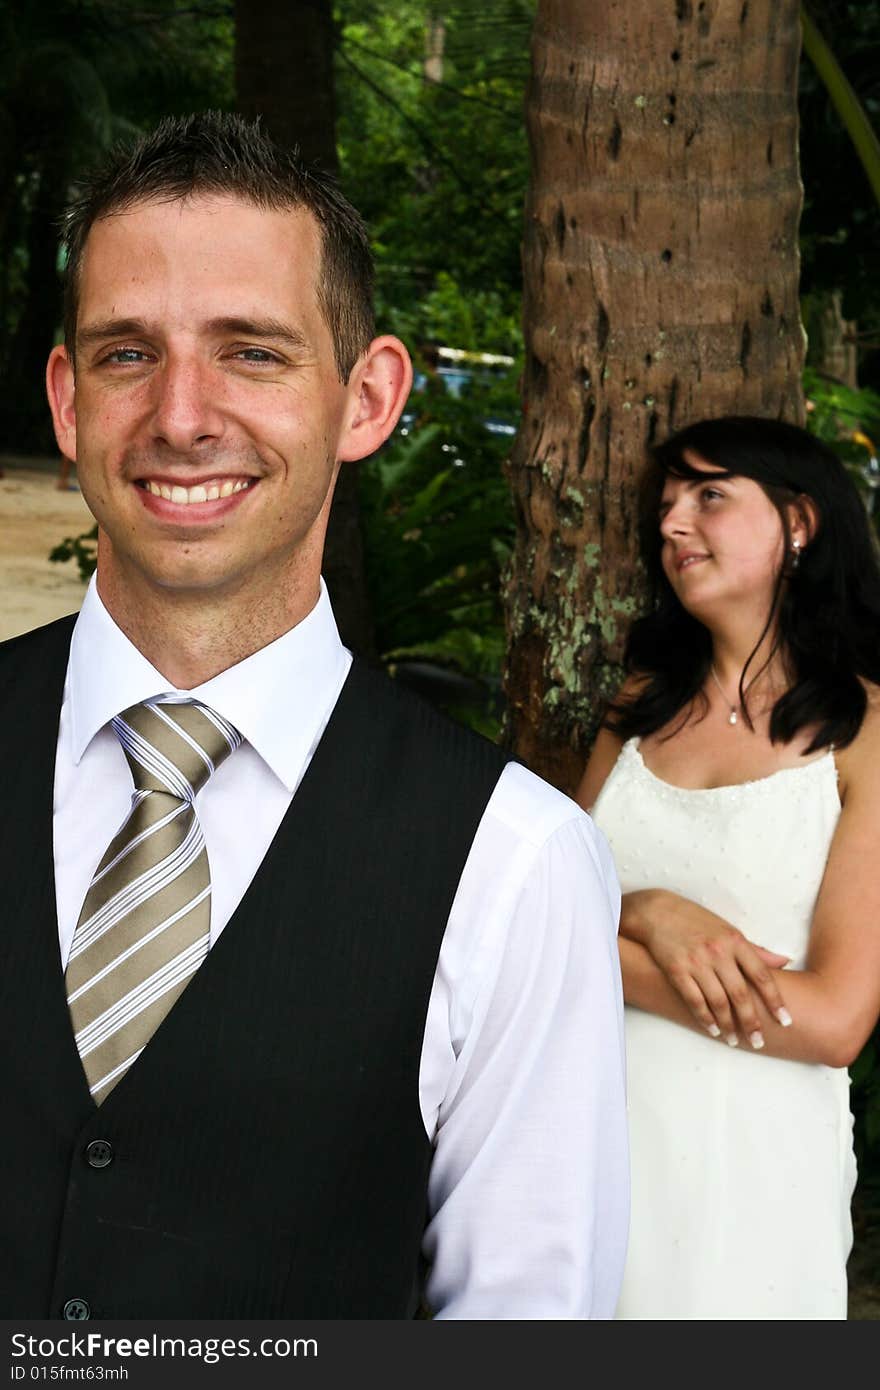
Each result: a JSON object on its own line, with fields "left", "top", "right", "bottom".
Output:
{"left": 359, "top": 347, "right": 520, "bottom": 734}
{"left": 799, "top": 1, "right": 880, "bottom": 390}
{"left": 802, "top": 3, "right": 880, "bottom": 208}
{"left": 382, "top": 271, "right": 521, "bottom": 358}
{"left": 335, "top": 0, "right": 534, "bottom": 356}
{"left": 49, "top": 524, "right": 97, "bottom": 582}
{"left": 361, "top": 424, "right": 511, "bottom": 661}
{"left": 803, "top": 366, "right": 880, "bottom": 510}
{"left": 803, "top": 367, "right": 880, "bottom": 445}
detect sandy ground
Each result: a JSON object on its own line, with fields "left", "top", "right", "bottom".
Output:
{"left": 0, "top": 457, "right": 93, "bottom": 641}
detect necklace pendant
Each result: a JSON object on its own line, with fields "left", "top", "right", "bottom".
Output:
{"left": 728, "top": 710, "right": 738, "bottom": 726}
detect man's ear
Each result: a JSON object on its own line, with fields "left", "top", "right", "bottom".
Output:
{"left": 46, "top": 345, "right": 77, "bottom": 463}
{"left": 337, "top": 335, "right": 413, "bottom": 463}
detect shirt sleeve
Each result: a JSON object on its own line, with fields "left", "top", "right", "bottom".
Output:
{"left": 421, "top": 812, "right": 629, "bottom": 1319}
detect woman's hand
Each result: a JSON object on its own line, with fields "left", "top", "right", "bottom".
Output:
{"left": 620, "top": 889, "right": 792, "bottom": 1048}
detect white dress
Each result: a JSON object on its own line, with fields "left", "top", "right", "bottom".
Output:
{"left": 591, "top": 738, "right": 857, "bottom": 1320}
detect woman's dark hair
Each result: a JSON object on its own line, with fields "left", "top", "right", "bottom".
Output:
{"left": 608, "top": 415, "right": 880, "bottom": 752}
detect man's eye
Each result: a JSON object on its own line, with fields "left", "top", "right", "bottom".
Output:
{"left": 104, "top": 347, "right": 149, "bottom": 364}
{"left": 232, "top": 347, "right": 281, "bottom": 364}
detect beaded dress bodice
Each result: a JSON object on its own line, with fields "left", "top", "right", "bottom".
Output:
{"left": 592, "top": 737, "right": 840, "bottom": 968}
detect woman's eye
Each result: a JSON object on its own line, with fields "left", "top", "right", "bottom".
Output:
{"left": 701, "top": 486, "right": 724, "bottom": 502}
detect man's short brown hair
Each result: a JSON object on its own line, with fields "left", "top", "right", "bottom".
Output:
{"left": 62, "top": 111, "right": 375, "bottom": 381}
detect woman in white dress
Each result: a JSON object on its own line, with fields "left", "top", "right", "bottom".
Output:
{"left": 578, "top": 416, "right": 880, "bottom": 1319}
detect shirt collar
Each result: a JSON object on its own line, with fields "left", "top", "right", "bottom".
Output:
{"left": 68, "top": 575, "right": 351, "bottom": 793}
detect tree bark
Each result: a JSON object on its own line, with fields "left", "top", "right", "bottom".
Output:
{"left": 234, "top": 0, "right": 375, "bottom": 656}
{"left": 504, "top": 0, "right": 805, "bottom": 791}
{"left": 234, "top": 0, "right": 337, "bottom": 168}
{"left": 424, "top": 13, "right": 446, "bottom": 84}
{"left": 806, "top": 289, "right": 858, "bottom": 388}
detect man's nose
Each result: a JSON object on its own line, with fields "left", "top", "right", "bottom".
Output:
{"left": 148, "top": 356, "right": 224, "bottom": 452}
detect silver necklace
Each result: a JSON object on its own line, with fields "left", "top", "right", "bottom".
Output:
{"left": 709, "top": 664, "right": 740, "bottom": 726}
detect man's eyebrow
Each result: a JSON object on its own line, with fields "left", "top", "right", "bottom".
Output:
{"left": 76, "top": 317, "right": 310, "bottom": 351}
{"left": 76, "top": 318, "right": 151, "bottom": 347}
{"left": 205, "top": 317, "right": 310, "bottom": 350}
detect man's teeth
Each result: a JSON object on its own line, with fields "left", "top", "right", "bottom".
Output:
{"left": 144, "top": 479, "right": 252, "bottom": 504}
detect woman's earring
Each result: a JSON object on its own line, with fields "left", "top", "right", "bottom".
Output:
{"left": 791, "top": 538, "right": 801, "bottom": 571}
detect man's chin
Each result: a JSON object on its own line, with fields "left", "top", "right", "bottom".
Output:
{"left": 99, "top": 547, "right": 256, "bottom": 603}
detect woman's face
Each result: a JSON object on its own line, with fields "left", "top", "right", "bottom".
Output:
{"left": 658, "top": 452, "right": 787, "bottom": 623}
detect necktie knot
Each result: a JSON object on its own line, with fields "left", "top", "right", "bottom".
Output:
{"left": 112, "top": 698, "right": 242, "bottom": 801}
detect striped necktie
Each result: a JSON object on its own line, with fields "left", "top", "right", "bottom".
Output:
{"left": 65, "top": 698, "right": 242, "bottom": 1103}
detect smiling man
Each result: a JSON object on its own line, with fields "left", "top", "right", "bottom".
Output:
{"left": 0, "top": 113, "right": 627, "bottom": 1320}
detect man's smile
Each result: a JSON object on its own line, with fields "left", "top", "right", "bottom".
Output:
{"left": 135, "top": 474, "right": 260, "bottom": 517}
{"left": 138, "top": 475, "right": 256, "bottom": 503}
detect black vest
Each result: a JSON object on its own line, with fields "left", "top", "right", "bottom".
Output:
{"left": 0, "top": 617, "right": 508, "bottom": 1318}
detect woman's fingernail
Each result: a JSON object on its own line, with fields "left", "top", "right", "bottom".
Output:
{"left": 749, "top": 1030, "right": 765, "bottom": 1050}
{"left": 706, "top": 1023, "right": 721, "bottom": 1038}
{"left": 726, "top": 1034, "right": 739, "bottom": 1047}
{"left": 776, "top": 1007, "right": 793, "bottom": 1027}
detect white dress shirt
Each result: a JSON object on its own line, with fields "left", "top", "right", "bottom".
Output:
{"left": 53, "top": 576, "right": 629, "bottom": 1319}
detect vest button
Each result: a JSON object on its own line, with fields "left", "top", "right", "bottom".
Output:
{"left": 86, "top": 1139, "right": 113, "bottom": 1169}
{"left": 62, "top": 1298, "right": 90, "bottom": 1320}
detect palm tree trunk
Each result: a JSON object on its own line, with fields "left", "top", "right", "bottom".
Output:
{"left": 234, "top": 0, "right": 337, "bottom": 169}
{"left": 504, "top": 0, "right": 805, "bottom": 791}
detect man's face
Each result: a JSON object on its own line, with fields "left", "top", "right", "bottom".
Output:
{"left": 48, "top": 195, "right": 399, "bottom": 607}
